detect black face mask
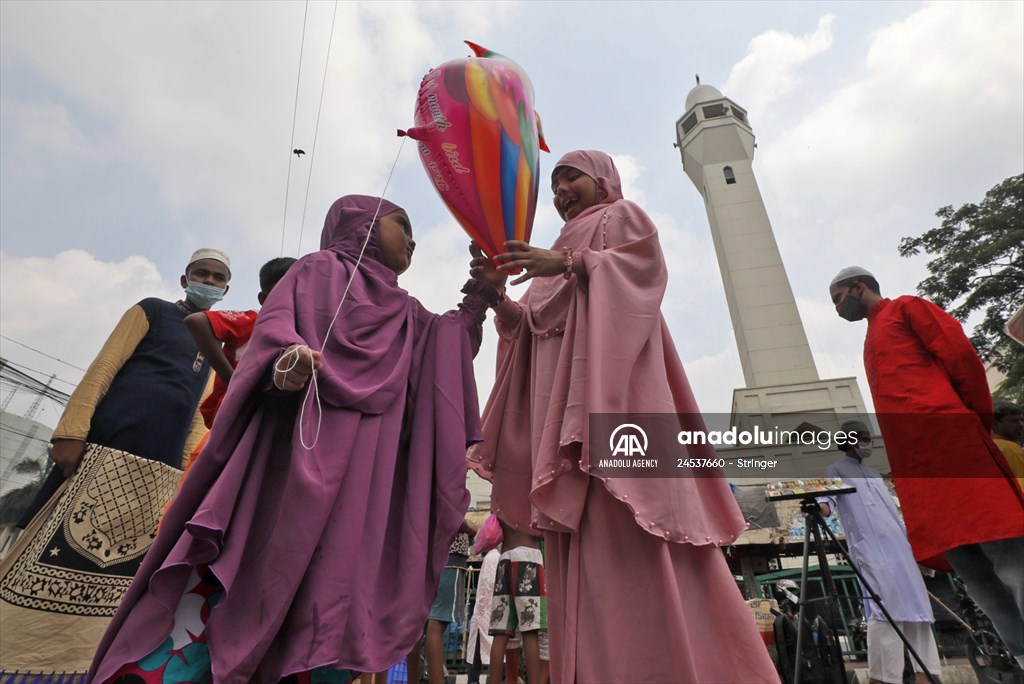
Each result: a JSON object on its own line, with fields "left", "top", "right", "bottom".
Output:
{"left": 837, "top": 290, "right": 868, "bottom": 322}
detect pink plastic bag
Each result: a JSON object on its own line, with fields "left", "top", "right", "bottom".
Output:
{"left": 473, "top": 513, "right": 503, "bottom": 555}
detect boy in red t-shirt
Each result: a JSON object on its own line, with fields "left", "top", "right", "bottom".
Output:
{"left": 185, "top": 256, "right": 296, "bottom": 427}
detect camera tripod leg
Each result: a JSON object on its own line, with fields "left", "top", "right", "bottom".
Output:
{"left": 809, "top": 515, "right": 855, "bottom": 684}
{"left": 816, "top": 510, "right": 940, "bottom": 684}
{"left": 794, "top": 518, "right": 813, "bottom": 684}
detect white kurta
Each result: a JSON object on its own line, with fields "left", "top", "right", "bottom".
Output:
{"left": 466, "top": 549, "right": 499, "bottom": 665}
{"left": 822, "top": 456, "right": 934, "bottom": 622}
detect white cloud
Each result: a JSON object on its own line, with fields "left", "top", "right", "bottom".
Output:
{"left": 3, "top": 1, "right": 1020, "bottom": 426}
{"left": 731, "top": 2, "right": 1024, "bottom": 416}
{"left": 0, "top": 250, "right": 179, "bottom": 420}
{"left": 0, "top": 1, "right": 515, "bottom": 260}
{"left": 724, "top": 13, "right": 835, "bottom": 114}
{"left": 681, "top": 342, "right": 746, "bottom": 413}
{"left": 0, "top": 100, "right": 100, "bottom": 163}
{"left": 760, "top": 1, "right": 1024, "bottom": 229}
{"left": 608, "top": 153, "right": 647, "bottom": 206}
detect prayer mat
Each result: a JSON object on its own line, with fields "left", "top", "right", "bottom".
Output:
{"left": 0, "top": 444, "right": 181, "bottom": 679}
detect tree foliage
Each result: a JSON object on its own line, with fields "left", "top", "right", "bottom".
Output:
{"left": 899, "top": 173, "right": 1024, "bottom": 404}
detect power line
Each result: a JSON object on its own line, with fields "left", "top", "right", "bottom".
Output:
{"left": 0, "top": 335, "right": 86, "bottom": 373}
{"left": 280, "top": 0, "right": 310, "bottom": 257}
{"left": 0, "top": 358, "right": 77, "bottom": 394}
{"left": 295, "top": 0, "right": 340, "bottom": 256}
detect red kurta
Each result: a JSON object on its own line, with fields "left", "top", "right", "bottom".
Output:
{"left": 864, "top": 296, "right": 1023, "bottom": 568}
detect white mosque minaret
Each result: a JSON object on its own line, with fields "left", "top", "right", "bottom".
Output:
{"left": 676, "top": 80, "right": 819, "bottom": 389}
{"left": 676, "top": 78, "right": 877, "bottom": 472}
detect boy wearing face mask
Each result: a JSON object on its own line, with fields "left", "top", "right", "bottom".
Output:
{"left": 818, "top": 420, "right": 940, "bottom": 684}
{"left": 0, "top": 248, "right": 230, "bottom": 680}
{"left": 46, "top": 248, "right": 231, "bottom": 478}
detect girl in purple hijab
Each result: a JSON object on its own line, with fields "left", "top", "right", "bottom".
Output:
{"left": 89, "top": 195, "right": 503, "bottom": 684}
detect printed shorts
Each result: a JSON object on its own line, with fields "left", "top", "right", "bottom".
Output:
{"left": 489, "top": 549, "right": 547, "bottom": 635}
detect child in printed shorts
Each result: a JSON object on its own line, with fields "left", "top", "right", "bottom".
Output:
{"left": 489, "top": 521, "right": 547, "bottom": 684}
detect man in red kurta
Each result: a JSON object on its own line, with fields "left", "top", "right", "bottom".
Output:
{"left": 829, "top": 266, "right": 1024, "bottom": 667}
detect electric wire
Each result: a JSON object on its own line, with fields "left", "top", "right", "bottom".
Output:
{"left": 279, "top": 0, "right": 310, "bottom": 257}
{"left": 0, "top": 361, "right": 74, "bottom": 400}
{"left": 295, "top": 0, "right": 340, "bottom": 256}
{"left": 0, "top": 335, "right": 86, "bottom": 374}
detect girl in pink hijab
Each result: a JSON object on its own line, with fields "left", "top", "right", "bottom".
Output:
{"left": 469, "top": 151, "right": 779, "bottom": 683}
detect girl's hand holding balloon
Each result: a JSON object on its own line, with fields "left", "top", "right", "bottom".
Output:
{"left": 469, "top": 242, "right": 508, "bottom": 292}
{"left": 495, "top": 240, "right": 567, "bottom": 285}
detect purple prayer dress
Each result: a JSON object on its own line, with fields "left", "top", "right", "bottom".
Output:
{"left": 89, "top": 196, "right": 499, "bottom": 683}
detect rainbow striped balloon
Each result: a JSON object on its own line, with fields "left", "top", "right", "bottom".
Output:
{"left": 400, "top": 41, "right": 549, "bottom": 259}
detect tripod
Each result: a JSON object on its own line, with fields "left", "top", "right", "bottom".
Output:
{"left": 792, "top": 497, "right": 940, "bottom": 684}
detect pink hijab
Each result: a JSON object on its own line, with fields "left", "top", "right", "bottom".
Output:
{"left": 472, "top": 150, "right": 746, "bottom": 546}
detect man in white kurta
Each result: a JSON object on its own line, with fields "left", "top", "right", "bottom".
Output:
{"left": 820, "top": 420, "right": 940, "bottom": 684}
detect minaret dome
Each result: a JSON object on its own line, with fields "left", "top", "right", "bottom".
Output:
{"left": 685, "top": 83, "right": 724, "bottom": 112}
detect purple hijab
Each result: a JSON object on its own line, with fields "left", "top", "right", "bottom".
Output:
{"left": 90, "top": 195, "right": 492, "bottom": 682}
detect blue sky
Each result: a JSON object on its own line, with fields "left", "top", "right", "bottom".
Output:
{"left": 2, "top": 0, "right": 1022, "bottom": 427}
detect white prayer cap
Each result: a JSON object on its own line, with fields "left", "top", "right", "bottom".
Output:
{"left": 829, "top": 266, "right": 874, "bottom": 288}
{"left": 187, "top": 248, "right": 231, "bottom": 275}
{"left": 840, "top": 419, "right": 869, "bottom": 434}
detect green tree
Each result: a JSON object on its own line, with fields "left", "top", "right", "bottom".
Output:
{"left": 899, "top": 173, "right": 1024, "bottom": 404}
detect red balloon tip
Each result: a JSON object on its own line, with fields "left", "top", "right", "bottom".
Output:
{"left": 401, "top": 126, "right": 429, "bottom": 141}
{"left": 465, "top": 40, "right": 489, "bottom": 58}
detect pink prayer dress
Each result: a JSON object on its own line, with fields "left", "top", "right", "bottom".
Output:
{"left": 469, "top": 151, "right": 779, "bottom": 683}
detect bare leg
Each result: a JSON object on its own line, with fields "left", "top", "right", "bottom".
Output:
{"left": 490, "top": 635, "right": 510, "bottom": 684}
{"left": 520, "top": 631, "right": 542, "bottom": 684}
{"left": 358, "top": 673, "right": 389, "bottom": 684}
{"left": 426, "top": 619, "right": 450, "bottom": 684}
{"left": 467, "top": 638, "right": 483, "bottom": 684}
{"left": 407, "top": 629, "right": 424, "bottom": 684}
{"left": 506, "top": 648, "right": 520, "bottom": 684}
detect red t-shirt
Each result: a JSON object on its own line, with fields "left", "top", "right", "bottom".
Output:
{"left": 199, "top": 309, "right": 259, "bottom": 427}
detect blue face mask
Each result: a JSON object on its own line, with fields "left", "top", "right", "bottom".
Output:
{"left": 184, "top": 281, "right": 225, "bottom": 310}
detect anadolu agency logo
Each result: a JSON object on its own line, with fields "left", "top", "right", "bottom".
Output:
{"left": 609, "top": 423, "right": 648, "bottom": 458}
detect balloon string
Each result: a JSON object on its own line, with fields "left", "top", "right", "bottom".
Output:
{"left": 275, "top": 346, "right": 322, "bottom": 448}
{"left": 296, "top": 135, "right": 408, "bottom": 449}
